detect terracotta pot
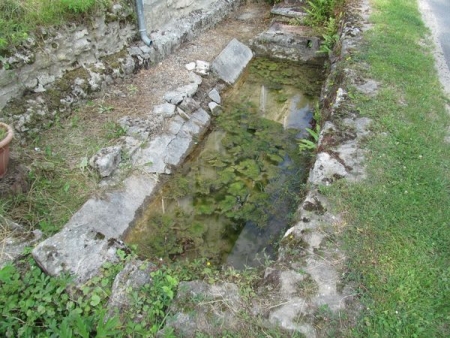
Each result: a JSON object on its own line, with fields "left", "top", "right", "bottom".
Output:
{"left": 0, "top": 122, "right": 14, "bottom": 178}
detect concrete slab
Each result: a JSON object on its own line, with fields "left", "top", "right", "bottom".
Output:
{"left": 271, "top": 4, "right": 307, "bottom": 19}
{"left": 251, "top": 23, "right": 324, "bottom": 64}
{"left": 211, "top": 38, "right": 253, "bottom": 84}
{"left": 32, "top": 174, "right": 159, "bottom": 282}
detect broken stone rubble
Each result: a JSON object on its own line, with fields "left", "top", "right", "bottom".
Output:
{"left": 0, "top": 218, "right": 43, "bottom": 268}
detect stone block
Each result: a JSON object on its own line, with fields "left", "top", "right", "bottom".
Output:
{"left": 211, "top": 38, "right": 253, "bottom": 84}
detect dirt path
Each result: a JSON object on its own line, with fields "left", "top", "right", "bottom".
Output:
{"left": 106, "top": 3, "right": 271, "bottom": 119}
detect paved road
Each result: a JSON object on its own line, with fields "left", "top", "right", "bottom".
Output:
{"left": 420, "top": 0, "right": 450, "bottom": 95}
{"left": 426, "top": 0, "right": 450, "bottom": 69}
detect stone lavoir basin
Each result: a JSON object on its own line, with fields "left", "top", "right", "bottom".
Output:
{"left": 126, "top": 58, "right": 325, "bottom": 268}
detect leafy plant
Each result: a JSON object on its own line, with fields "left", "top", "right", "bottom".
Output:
{"left": 304, "top": 0, "right": 336, "bottom": 27}
{"left": 103, "top": 121, "right": 126, "bottom": 140}
{"left": 121, "top": 266, "right": 179, "bottom": 336}
{"left": 299, "top": 124, "right": 321, "bottom": 152}
{"left": 98, "top": 104, "right": 114, "bottom": 114}
{"left": 0, "top": 257, "right": 121, "bottom": 337}
{"left": 61, "top": 0, "right": 96, "bottom": 13}
{"left": 319, "top": 17, "right": 340, "bottom": 55}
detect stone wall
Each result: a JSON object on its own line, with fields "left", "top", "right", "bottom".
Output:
{"left": 0, "top": 0, "right": 243, "bottom": 137}
{"left": 143, "top": 0, "right": 215, "bottom": 32}
{"left": 0, "top": 2, "right": 137, "bottom": 112}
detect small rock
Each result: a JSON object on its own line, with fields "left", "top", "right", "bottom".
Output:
{"left": 185, "top": 62, "right": 196, "bottom": 71}
{"left": 112, "top": 4, "right": 123, "bottom": 13}
{"left": 117, "top": 116, "right": 151, "bottom": 140}
{"left": 108, "top": 259, "right": 156, "bottom": 318}
{"left": 160, "top": 281, "right": 242, "bottom": 337}
{"left": 208, "top": 88, "right": 221, "bottom": 104}
{"left": 153, "top": 103, "right": 177, "bottom": 117}
{"left": 179, "top": 98, "right": 200, "bottom": 114}
{"left": 189, "top": 72, "right": 202, "bottom": 85}
{"left": 208, "top": 101, "right": 222, "bottom": 115}
{"left": 89, "top": 146, "right": 122, "bottom": 177}
{"left": 119, "top": 136, "right": 142, "bottom": 158}
{"left": 333, "top": 88, "right": 346, "bottom": 109}
{"left": 195, "top": 60, "right": 210, "bottom": 76}
{"left": 309, "top": 152, "right": 347, "bottom": 185}
{"left": 0, "top": 218, "right": 43, "bottom": 268}
{"left": 178, "top": 109, "right": 190, "bottom": 120}
{"left": 178, "top": 83, "right": 198, "bottom": 98}
{"left": 128, "top": 46, "right": 143, "bottom": 56}
{"left": 164, "top": 91, "right": 186, "bottom": 105}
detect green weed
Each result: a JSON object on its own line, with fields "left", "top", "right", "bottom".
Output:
{"left": 319, "top": 17, "right": 340, "bottom": 55}
{"left": 103, "top": 121, "right": 126, "bottom": 140}
{"left": 299, "top": 124, "right": 321, "bottom": 152}
{"left": 304, "top": 0, "right": 338, "bottom": 27}
{"left": 0, "top": 256, "right": 121, "bottom": 337}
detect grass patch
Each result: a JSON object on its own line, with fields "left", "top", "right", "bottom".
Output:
{"left": 0, "top": 101, "right": 130, "bottom": 236}
{"left": 0, "top": 0, "right": 129, "bottom": 53}
{"left": 324, "top": 0, "right": 450, "bottom": 336}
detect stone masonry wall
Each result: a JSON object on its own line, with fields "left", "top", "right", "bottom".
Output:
{"left": 0, "top": 0, "right": 243, "bottom": 137}
{"left": 144, "top": 0, "right": 215, "bottom": 32}
{"left": 0, "top": 2, "right": 137, "bottom": 112}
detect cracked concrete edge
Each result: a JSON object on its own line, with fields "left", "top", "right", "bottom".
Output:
{"left": 264, "top": 0, "right": 373, "bottom": 336}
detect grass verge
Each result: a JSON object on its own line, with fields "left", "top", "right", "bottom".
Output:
{"left": 325, "top": 0, "right": 450, "bottom": 336}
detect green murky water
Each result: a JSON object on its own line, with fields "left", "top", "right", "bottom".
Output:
{"left": 126, "top": 58, "right": 324, "bottom": 267}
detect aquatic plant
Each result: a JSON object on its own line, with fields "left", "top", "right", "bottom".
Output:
{"left": 128, "top": 58, "right": 323, "bottom": 263}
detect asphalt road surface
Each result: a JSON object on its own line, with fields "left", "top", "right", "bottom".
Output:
{"left": 426, "top": 0, "right": 450, "bottom": 69}
{"left": 420, "top": 0, "right": 450, "bottom": 95}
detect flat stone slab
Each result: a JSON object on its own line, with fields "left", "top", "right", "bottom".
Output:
{"left": 0, "top": 219, "right": 42, "bottom": 268}
{"left": 32, "top": 174, "right": 158, "bottom": 283}
{"left": 211, "top": 38, "right": 253, "bottom": 84}
{"left": 271, "top": 4, "right": 307, "bottom": 19}
{"left": 133, "top": 108, "right": 211, "bottom": 174}
{"left": 160, "top": 281, "right": 242, "bottom": 336}
{"left": 251, "top": 23, "right": 324, "bottom": 64}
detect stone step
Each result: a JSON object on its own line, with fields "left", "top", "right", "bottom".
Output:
{"left": 250, "top": 21, "right": 324, "bottom": 64}
{"left": 270, "top": 3, "right": 308, "bottom": 20}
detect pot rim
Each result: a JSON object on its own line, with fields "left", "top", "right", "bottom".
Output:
{"left": 0, "top": 122, "right": 14, "bottom": 148}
